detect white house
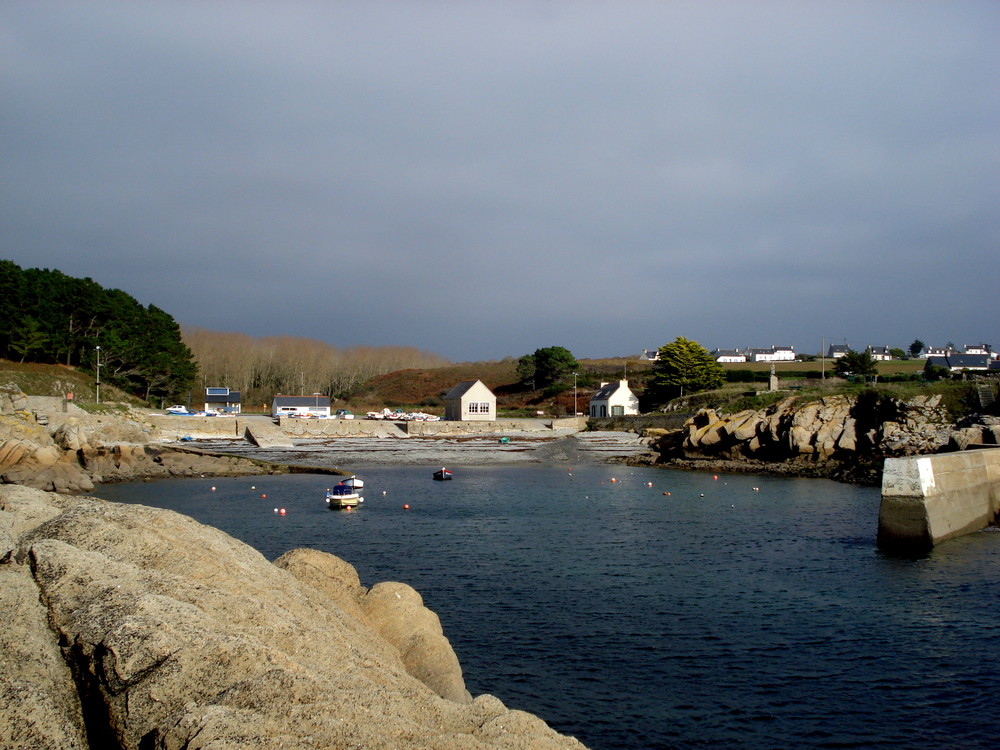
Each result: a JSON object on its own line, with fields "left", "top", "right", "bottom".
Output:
{"left": 748, "top": 346, "right": 796, "bottom": 363}
{"left": 964, "top": 343, "right": 992, "bottom": 356}
{"left": 712, "top": 349, "right": 747, "bottom": 363}
{"left": 589, "top": 380, "right": 640, "bottom": 418}
{"left": 866, "top": 346, "right": 893, "bottom": 361}
{"left": 204, "top": 387, "right": 241, "bottom": 414}
{"left": 639, "top": 349, "right": 660, "bottom": 361}
{"left": 271, "top": 394, "right": 331, "bottom": 418}
{"left": 918, "top": 346, "right": 953, "bottom": 359}
{"left": 443, "top": 380, "right": 496, "bottom": 421}
{"left": 827, "top": 345, "right": 850, "bottom": 359}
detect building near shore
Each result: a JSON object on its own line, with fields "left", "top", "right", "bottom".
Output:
{"left": 204, "top": 387, "right": 241, "bottom": 414}
{"left": 443, "top": 380, "right": 496, "bottom": 421}
{"left": 589, "top": 379, "right": 640, "bottom": 418}
{"left": 271, "top": 394, "right": 331, "bottom": 418}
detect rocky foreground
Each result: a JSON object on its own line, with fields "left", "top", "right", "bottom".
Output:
{"left": 1, "top": 484, "right": 587, "bottom": 749}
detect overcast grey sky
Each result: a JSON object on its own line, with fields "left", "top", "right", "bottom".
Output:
{"left": 2, "top": 2, "right": 997, "bottom": 361}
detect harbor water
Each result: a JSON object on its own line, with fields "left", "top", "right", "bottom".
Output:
{"left": 95, "top": 464, "right": 1000, "bottom": 750}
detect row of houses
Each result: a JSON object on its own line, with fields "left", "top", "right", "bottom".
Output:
{"left": 196, "top": 379, "right": 644, "bottom": 420}
{"left": 641, "top": 342, "right": 997, "bottom": 363}
{"left": 642, "top": 346, "right": 797, "bottom": 363}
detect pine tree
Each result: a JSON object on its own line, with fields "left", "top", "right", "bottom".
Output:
{"left": 646, "top": 337, "right": 725, "bottom": 406}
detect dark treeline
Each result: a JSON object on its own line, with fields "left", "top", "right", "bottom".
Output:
{"left": 0, "top": 260, "right": 196, "bottom": 401}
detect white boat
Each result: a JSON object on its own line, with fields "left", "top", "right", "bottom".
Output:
{"left": 343, "top": 475, "right": 364, "bottom": 490}
{"left": 326, "top": 483, "right": 362, "bottom": 509}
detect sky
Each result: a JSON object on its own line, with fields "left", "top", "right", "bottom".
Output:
{"left": 2, "top": 2, "right": 997, "bottom": 362}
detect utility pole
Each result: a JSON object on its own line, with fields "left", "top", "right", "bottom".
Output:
{"left": 573, "top": 372, "right": 578, "bottom": 416}
{"left": 95, "top": 346, "right": 102, "bottom": 404}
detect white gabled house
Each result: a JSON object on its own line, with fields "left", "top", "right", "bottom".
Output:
{"left": 639, "top": 349, "right": 660, "bottom": 361}
{"left": 918, "top": 345, "right": 953, "bottom": 359}
{"left": 589, "top": 379, "right": 640, "bottom": 418}
{"left": 444, "top": 380, "right": 496, "bottom": 421}
{"left": 271, "top": 394, "right": 331, "bottom": 418}
{"left": 964, "top": 343, "right": 992, "bottom": 357}
{"left": 827, "top": 344, "right": 850, "bottom": 359}
{"left": 712, "top": 348, "right": 747, "bottom": 363}
{"left": 748, "top": 346, "right": 796, "bottom": 363}
{"left": 866, "top": 346, "right": 893, "bottom": 361}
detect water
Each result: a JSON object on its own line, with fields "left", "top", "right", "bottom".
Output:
{"left": 94, "top": 465, "right": 1000, "bottom": 750}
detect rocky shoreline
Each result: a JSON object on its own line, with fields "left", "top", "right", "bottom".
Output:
{"left": 630, "top": 393, "right": 1000, "bottom": 486}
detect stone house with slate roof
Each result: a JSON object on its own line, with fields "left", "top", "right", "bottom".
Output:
{"left": 443, "top": 380, "right": 496, "bottom": 421}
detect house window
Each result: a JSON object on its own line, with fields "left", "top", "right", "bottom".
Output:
{"left": 611, "top": 405, "right": 624, "bottom": 416}
{"left": 479, "top": 402, "right": 491, "bottom": 413}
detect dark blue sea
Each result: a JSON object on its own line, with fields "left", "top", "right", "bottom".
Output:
{"left": 95, "top": 465, "right": 1000, "bottom": 750}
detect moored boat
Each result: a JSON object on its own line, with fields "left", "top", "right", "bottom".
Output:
{"left": 343, "top": 475, "right": 364, "bottom": 490}
{"left": 326, "top": 482, "right": 362, "bottom": 509}
{"left": 432, "top": 468, "right": 453, "bottom": 481}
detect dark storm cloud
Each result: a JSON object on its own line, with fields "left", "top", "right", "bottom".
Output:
{"left": 2, "top": 2, "right": 997, "bottom": 360}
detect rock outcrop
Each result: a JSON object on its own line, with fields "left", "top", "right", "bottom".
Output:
{"left": 640, "top": 393, "right": 999, "bottom": 483}
{"left": 1, "top": 385, "right": 275, "bottom": 492}
{"left": 1, "top": 485, "right": 587, "bottom": 749}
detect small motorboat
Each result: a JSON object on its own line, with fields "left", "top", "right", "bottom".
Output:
{"left": 432, "top": 468, "right": 453, "bottom": 481}
{"left": 343, "top": 475, "right": 364, "bottom": 490}
{"left": 326, "top": 482, "right": 362, "bottom": 509}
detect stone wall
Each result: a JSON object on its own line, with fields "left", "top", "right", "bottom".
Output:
{"left": 878, "top": 449, "right": 1000, "bottom": 552}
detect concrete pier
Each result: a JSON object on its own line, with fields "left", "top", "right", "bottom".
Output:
{"left": 878, "top": 449, "right": 1000, "bottom": 553}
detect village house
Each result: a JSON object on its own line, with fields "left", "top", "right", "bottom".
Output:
{"left": 866, "top": 346, "right": 893, "bottom": 361}
{"left": 639, "top": 349, "right": 660, "bottom": 361}
{"left": 747, "top": 346, "right": 796, "bottom": 363}
{"left": 963, "top": 343, "right": 993, "bottom": 357}
{"left": 589, "top": 379, "right": 640, "bottom": 418}
{"left": 271, "top": 394, "right": 331, "bottom": 418}
{"left": 827, "top": 344, "right": 850, "bottom": 359}
{"left": 918, "top": 345, "right": 954, "bottom": 359}
{"left": 711, "top": 349, "right": 747, "bottom": 363}
{"left": 926, "top": 354, "right": 992, "bottom": 372}
{"left": 204, "top": 387, "right": 241, "bottom": 414}
{"left": 443, "top": 380, "right": 496, "bottom": 421}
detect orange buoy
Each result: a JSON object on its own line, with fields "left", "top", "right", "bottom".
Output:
{"left": 262, "top": 494, "right": 267, "bottom": 498}
{"left": 403, "top": 504, "right": 410, "bottom": 510}
{"left": 279, "top": 508, "right": 286, "bottom": 515}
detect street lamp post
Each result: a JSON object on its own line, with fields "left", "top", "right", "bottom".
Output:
{"left": 95, "top": 346, "right": 102, "bottom": 404}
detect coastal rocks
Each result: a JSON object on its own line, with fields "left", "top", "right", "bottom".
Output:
{"left": 0, "top": 394, "right": 272, "bottom": 491}
{"left": 647, "top": 393, "right": 973, "bottom": 482}
{"left": 1, "top": 485, "right": 587, "bottom": 750}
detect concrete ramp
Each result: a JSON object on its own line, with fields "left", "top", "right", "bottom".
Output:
{"left": 243, "top": 419, "right": 294, "bottom": 448}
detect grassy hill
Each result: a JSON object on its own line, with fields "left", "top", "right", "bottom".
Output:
{"left": 0, "top": 359, "right": 144, "bottom": 411}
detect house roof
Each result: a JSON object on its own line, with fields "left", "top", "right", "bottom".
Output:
{"left": 272, "top": 395, "right": 330, "bottom": 407}
{"left": 590, "top": 381, "right": 636, "bottom": 402}
{"left": 927, "top": 355, "right": 990, "bottom": 370}
{"left": 444, "top": 380, "right": 494, "bottom": 400}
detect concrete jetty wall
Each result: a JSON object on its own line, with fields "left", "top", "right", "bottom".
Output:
{"left": 878, "top": 449, "right": 1000, "bottom": 552}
